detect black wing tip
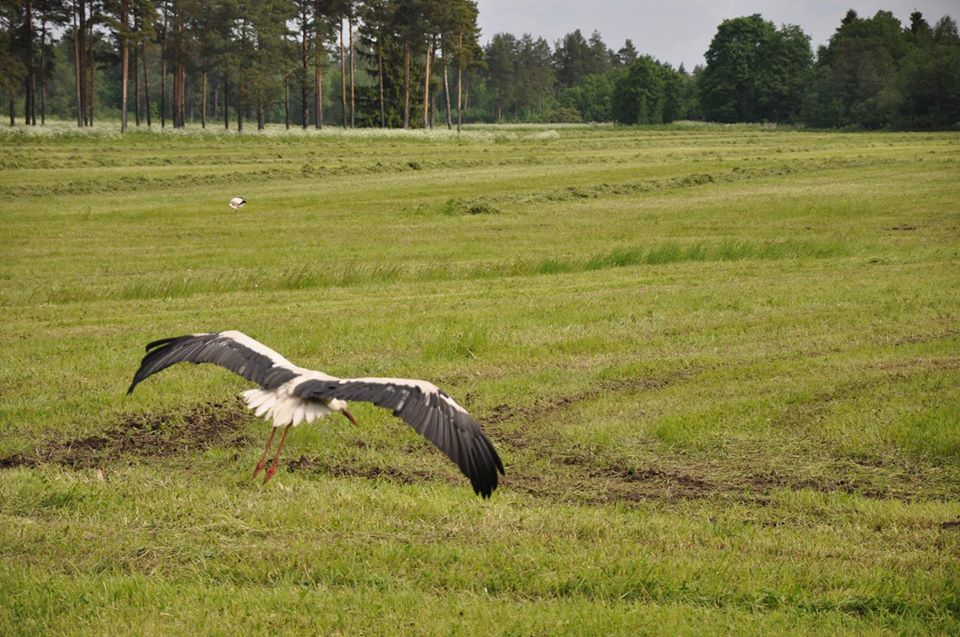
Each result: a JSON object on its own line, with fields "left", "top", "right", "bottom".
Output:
{"left": 475, "top": 472, "right": 500, "bottom": 498}
{"left": 468, "top": 434, "right": 504, "bottom": 499}
{"left": 128, "top": 333, "right": 213, "bottom": 395}
{"left": 144, "top": 334, "right": 207, "bottom": 353}
{"left": 472, "top": 473, "right": 499, "bottom": 499}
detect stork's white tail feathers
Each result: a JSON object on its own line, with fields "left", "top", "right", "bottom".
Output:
{"left": 242, "top": 388, "right": 275, "bottom": 418}
{"left": 241, "top": 388, "right": 332, "bottom": 427}
{"left": 243, "top": 388, "right": 272, "bottom": 410}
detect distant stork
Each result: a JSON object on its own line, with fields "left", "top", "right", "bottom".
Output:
{"left": 229, "top": 197, "right": 246, "bottom": 210}
{"left": 127, "top": 331, "right": 504, "bottom": 497}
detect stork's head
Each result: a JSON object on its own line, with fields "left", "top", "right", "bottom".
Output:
{"left": 330, "top": 398, "right": 358, "bottom": 425}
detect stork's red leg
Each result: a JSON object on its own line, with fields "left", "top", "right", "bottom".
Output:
{"left": 252, "top": 426, "right": 278, "bottom": 479}
{"left": 262, "top": 424, "right": 292, "bottom": 484}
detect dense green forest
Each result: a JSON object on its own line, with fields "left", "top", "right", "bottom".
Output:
{"left": 1, "top": 2, "right": 958, "bottom": 130}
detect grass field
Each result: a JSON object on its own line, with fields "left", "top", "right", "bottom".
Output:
{"left": 1, "top": 122, "right": 959, "bottom": 635}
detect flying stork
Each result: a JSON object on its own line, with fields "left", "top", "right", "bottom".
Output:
{"left": 229, "top": 197, "right": 246, "bottom": 210}
{"left": 127, "top": 331, "right": 504, "bottom": 497}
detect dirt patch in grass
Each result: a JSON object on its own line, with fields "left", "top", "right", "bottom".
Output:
{"left": 502, "top": 452, "right": 923, "bottom": 507}
{"left": 558, "top": 462, "right": 718, "bottom": 504}
{"left": 0, "top": 400, "right": 252, "bottom": 470}
{"left": 284, "top": 453, "right": 450, "bottom": 486}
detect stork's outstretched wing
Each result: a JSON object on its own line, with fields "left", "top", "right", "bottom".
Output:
{"left": 293, "top": 377, "right": 504, "bottom": 497}
{"left": 127, "top": 330, "right": 304, "bottom": 394}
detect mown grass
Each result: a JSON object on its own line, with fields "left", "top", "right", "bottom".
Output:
{"left": 1, "top": 123, "right": 959, "bottom": 635}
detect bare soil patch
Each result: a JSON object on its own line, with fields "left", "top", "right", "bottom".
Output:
{"left": 284, "top": 453, "right": 451, "bottom": 486}
{"left": 0, "top": 400, "right": 252, "bottom": 470}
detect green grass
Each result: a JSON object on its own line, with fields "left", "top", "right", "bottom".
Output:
{"left": 1, "top": 123, "right": 959, "bottom": 635}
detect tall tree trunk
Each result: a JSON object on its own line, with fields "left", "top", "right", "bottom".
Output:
{"left": 86, "top": 14, "right": 94, "bottom": 126}
{"left": 338, "top": 17, "right": 346, "bottom": 128}
{"left": 40, "top": 15, "right": 47, "bottom": 125}
{"left": 120, "top": 40, "right": 129, "bottom": 132}
{"left": 300, "top": 8, "right": 308, "bottom": 128}
{"left": 177, "top": 67, "right": 182, "bottom": 127}
{"left": 237, "top": 80, "right": 243, "bottom": 133}
{"left": 315, "top": 53, "right": 323, "bottom": 129}
{"left": 402, "top": 43, "right": 410, "bottom": 129}
{"left": 171, "top": 65, "right": 178, "bottom": 127}
{"left": 74, "top": 0, "right": 83, "bottom": 126}
{"left": 201, "top": 71, "right": 207, "bottom": 128}
{"left": 120, "top": 0, "right": 129, "bottom": 132}
{"left": 142, "top": 42, "right": 151, "bottom": 127}
{"left": 80, "top": 0, "right": 89, "bottom": 125}
{"left": 24, "top": 0, "right": 35, "bottom": 125}
{"left": 133, "top": 44, "right": 140, "bottom": 126}
{"left": 22, "top": 77, "right": 30, "bottom": 125}
{"left": 257, "top": 95, "right": 264, "bottom": 130}
{"left": 348, "top": 12, "right": 354, "bottom": 128}
{"left": 160, "top": 60, "right": 167, "bottom": 127}
{"left": 172, "top": 19, "right": 178, "bottom": 127}
{"left": 422, "top": 37, "right": 432, "bottom": 129}
{"left": 180, "top": 12, "right": 186, "bottom": 126}
{"left": 442, "top": 53, "right": 452, "bottom": 129}
{"left": 284, "top": 75, "right": 290, "bottom": 129}
{"left": 132, "top": 12, "right": 140, "bottom": 126}
{"left": 313, "top": 0, "right": 323, "bottom": 129}
{"left": 456, "top": 54, "right": 463, "bottom": 135}
{"left": 160, "top": 0, "right": 168, "bottom": 127}
{"left": 314, "top": 33, "right": 323, "bottom": 128}
{"left": 377, "top": 33, "right": 385, "bottom": 128}
{"left": 8, "top": 93, "right": 13, "bottom": 126}
{"left": 183, "top": 70, "right": 188, "bottom": 125}
{"left": 173, "top": 9, "right": 184, "bottom": 128}
{"left": 223, "top": 77, "right": 229, "bottom": 129}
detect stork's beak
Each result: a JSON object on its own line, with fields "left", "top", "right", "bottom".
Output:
{"left": 341, "top": 407, "right": 358, "bottom": 426}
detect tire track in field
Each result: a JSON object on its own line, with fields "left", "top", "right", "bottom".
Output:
{"left": 480, "top": 356, "right": 960, "bottom": 506}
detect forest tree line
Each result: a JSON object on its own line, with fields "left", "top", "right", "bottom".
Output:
{"left": 1, "top": 2, "right": 958, "bottom": 131}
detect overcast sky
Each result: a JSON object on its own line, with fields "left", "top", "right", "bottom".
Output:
{"left": 475, "top": 1, "right": 958, "bottom": 69}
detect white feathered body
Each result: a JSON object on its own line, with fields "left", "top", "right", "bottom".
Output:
{"left": 240, "top": 373, "right": 454, "bottom": 428}
{"left": 241, "top": 372, "right": 346, "bottom": 428}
